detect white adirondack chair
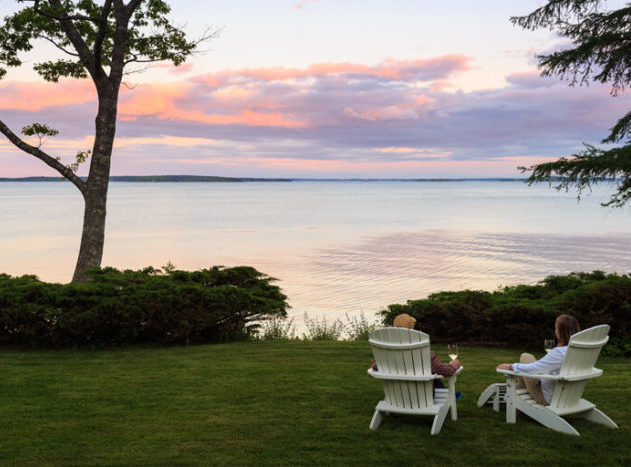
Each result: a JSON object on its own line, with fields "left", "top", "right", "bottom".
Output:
{"left": 480, "top": 324, "right": 618, "bottom": 436}
{"left": 367, "top": 327, "right": 462, "bottom": 435}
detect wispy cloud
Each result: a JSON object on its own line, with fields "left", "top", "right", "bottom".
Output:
{"left": 292, "top": 0, "right": 322, "bottom": 10}
{"left": 0, "top": 57, "right": 628, "bottom": 178}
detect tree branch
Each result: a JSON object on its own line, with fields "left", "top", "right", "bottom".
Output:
{"left": 30, "top": 0, "right": 100, "bottom": 24}
{"left": 46, "top": 0, "right": 100, "bottom": 79}
{"left": 37, "top": 35, "right": 79, "bottom": 57}
{"left": 0, "top": 119, "right": 87, "bottom": 195}
{"left": 108, "top": 0, "right": 141, "bottom": 85}
{"left": 125, "top": 0, "right": 143, "bottom": 15}
{"left": 93, "top": 0, "right": 114, "bottom": 71}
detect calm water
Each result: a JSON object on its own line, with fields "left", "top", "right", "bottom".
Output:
{"left": 2, "top": 181, "right": 631, "bottom": 325}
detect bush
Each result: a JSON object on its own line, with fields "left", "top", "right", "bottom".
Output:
{"left": 302, "top": 313, "right": 345, "bottom": 341}
{"left": 378, "top": 272, "right": 631, "bottom": 357}
{"left": 344, "top": 312, "right": 378, "bottom": 341}
{"left": 0, "top": 266, "right": 287, "bottom": 348}
{"left": 255, "top": 317, "right": 297, "bottom": 340}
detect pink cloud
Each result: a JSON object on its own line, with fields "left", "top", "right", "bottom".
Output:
{"left": 0, "top": 80, "right": 95, "bottom": 111}
{"left": 1, "top": 53, "right": 628, "bottom": 179}
{"left": 118, "top": 83, "right": 194, "bottom": 120}
{"left": 168, "top": 63, "right": 194, "bottom": 75}
{"left": 112, "top": 57, "right": 463, "bottom": 129}
{"left": 152, "top": 62, "right": 194, "bottom": 74}
{"left": 505, "top": 71, "right": 556, "bottom": 89}
{"left": 195, "top": 56, "right": 470, "bottom": 86}
{"left": 292, "top": 0, "right": 322, "bottom": 10}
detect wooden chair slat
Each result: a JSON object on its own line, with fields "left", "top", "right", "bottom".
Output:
{"left": 368, "top": 327, "right": 460, "bottom": 434}
{"left": 481, "top": 324, "right": 617, "bottom": 435}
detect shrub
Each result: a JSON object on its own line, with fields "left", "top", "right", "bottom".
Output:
{"left": 0, "top": 266, "right": 287, "bottom": 348}
{"left": 255, "top": 317, "right": 297, "bottom": 340}
{"left": 378, "top": 272, "right": 631, "bottom": 356}
{"left": 344, "top": 312, "right": 378, "bottom": 341}
{"left": 302, "top": 313, "right": 345, "bottom": 341}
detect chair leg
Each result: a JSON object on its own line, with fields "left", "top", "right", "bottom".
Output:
{"left": 518, "top": 402, "right": 580, "bottom": 436}
{"left": 369, "top": 409, "right": 383, "bottom": 430}
{"left": 448, "top": 376, "right": 457, "bottom": 420}
{"left": 493, "top": 386, "right": 500, "bottom": 412}
{"left": 477, "top": 383, "right": 503, "bottom": 411}
{"left": 430, "top": 403, "right": 450, "bottom": 435}
{"left": 505, "top": 375, "right": 517, "bottom": 424}
{"left": 579, "top": 408, "right": 619, "bottom": 429}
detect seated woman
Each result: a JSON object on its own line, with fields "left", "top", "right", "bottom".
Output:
{"left": 372, "top": 313, "right": 461, "bottom": 397}
{"left": 496, "top": 314, "right": 581, "bottom": 405}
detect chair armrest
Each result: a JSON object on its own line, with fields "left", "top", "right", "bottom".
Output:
{"left": 496, "top": 368, "right": 602, "bottom": 381}
{"left": 434, "top": 366, "right": 464, "bottom": 379}
{"left": 496, "top": 368, "right": 562, "bottom": 380}
{"left": 563, "top": 369, "right": 603, "bottom": 381}
{"left": 367, "top": 369, "right": 436, "bottom": 381}
{"left": 443, "top": 366, "right": 464, "bottom": 379}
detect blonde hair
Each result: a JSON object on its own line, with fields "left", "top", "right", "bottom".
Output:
{"left": 393, "top": 313, "right": 416, "bottom": 329}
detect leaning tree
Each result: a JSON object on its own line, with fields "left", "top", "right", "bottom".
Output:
{"left": 0, "top": 0, "right": 213, "bottom": 281}
{"left": 513, "top": 0, "right": 631, "bottom": 207}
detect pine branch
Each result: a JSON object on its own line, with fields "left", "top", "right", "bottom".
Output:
{"left": 519, "top": 144, "right": 631, "bottom": 207}
{"left": 604, "top": 109, "right": 631, "bottom": 143}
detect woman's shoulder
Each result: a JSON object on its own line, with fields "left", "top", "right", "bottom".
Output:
{"left": 551, "top": 346, "right": 568, "bottom": 356}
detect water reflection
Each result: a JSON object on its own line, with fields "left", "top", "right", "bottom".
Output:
{"left": 2, "top": 181, "right": 631, "bottom": 328}
{"left": 280, "top": 230, "right": 631, "bottom": 325}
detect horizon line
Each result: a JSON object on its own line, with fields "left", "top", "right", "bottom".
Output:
{"left": 0, "top": 175, "right": 530, "bottom": 182}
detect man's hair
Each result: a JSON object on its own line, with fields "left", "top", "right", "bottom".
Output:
{"left": 556, "top": 314, "right": 581, "bottom": 346}
{"left": 393, "top": 313, "right": 416, "bottom": 329}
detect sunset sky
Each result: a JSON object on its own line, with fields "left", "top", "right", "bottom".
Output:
{"left": 0, "top": 0, "right": 629, "bottom": 178}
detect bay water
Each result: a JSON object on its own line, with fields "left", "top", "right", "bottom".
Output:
{"left": 2, "top": 181, "right": 631, "bottom": 326}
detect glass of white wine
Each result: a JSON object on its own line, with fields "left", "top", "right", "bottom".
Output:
{"left": 447, "top": 344, "right": 459, "bottom": 361}
{"left": 544, "top": 339, "right": 555, "bottom": 353}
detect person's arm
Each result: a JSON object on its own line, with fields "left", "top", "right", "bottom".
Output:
{"left": 431, "top": 351, "right": 459, "bottom": 376}
{"left": 513, "top": 347, "right": 565, "bottom": 374}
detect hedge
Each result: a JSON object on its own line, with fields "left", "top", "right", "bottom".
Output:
{"left": 379, "top": 271, "right": 631, "bottom": 357}
{"left": 0, "top": 266, "right": 287, "bottom": 348}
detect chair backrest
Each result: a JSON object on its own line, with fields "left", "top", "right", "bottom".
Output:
{"left": 369, "top": 327, "right": 434, "bottom": 408}
{"left": 550, "top": 324, "right": 610, "bottom": 408}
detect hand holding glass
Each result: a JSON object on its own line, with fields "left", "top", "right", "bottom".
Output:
{"left": 447, "top": 344, "right": 459, "bottom": 361}
{"left": 544, "top": 339, "right": 555, "bottom": 353}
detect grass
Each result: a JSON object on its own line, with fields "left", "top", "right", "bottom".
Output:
{"left": 0, "top": 342, "right": 629, "bottom": 466}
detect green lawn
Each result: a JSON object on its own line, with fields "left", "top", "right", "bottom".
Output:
{"left": 1, "top": 342, "right": 629, "bottom": 466}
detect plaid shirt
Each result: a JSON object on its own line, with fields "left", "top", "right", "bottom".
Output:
{"left": 370, "top": 350, "right": 458, "bottom": 376}
{"left": 431, "top": 350, "right": 458, "bottom": 376}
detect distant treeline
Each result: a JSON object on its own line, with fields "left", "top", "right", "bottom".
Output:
{"left": 0, "top": 176, "right": 533, "bottom": 183}
{"left": 0, "top": 175, "right": 292, "bottom": 182}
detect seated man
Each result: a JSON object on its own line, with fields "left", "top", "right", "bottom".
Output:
{"left": 372, "top": 313, "right": 462, "bottom": 399}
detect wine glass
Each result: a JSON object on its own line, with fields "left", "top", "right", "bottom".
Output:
{"left": 544, "top": 339, "right": 555, "bottom": 353}
{"left": 447, "top": 344, "right": 459, "bottom": 361}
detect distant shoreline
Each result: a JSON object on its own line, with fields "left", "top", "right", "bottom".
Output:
{"left": 0, "top": 175, "right": 528, "bottom": 183}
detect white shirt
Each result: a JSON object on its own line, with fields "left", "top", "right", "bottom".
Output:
{"left": 513, "top": 346, "right": 567, "bottom": 404}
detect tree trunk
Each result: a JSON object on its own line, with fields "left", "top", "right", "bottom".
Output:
{"left": 72, "top": 188, "right": 107, "bottom": 282}
{"left": 71, "top": 85, "right": 118, "bottom": 282}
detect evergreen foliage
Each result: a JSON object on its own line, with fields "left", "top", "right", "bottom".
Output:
{"left": 379, "top": 271, "right": 631, "bottom": 356}
{"left": 0, "top": 266, "right": 287, "bottom": 348}
{"left": 513, "top": 1, "right": 631, "bottom": 207}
